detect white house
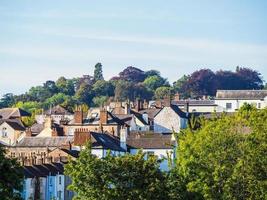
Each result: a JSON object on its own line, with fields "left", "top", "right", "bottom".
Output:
{"left": 153, "top": 103, "right": 188, "bottom": 134}
{"left": 0, "top": 119, "right": 25, "bottom": 146}
{"left": 172, "top": 100, "right": 217, "bottom": 113}
{"left": 215, "top": 90, "right": 267, "bottom": 112}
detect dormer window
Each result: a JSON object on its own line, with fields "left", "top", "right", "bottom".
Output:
{"left": 2, "top": 127, "right": 7, "bottom": 137}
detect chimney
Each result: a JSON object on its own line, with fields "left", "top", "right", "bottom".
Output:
{"left": 174, "top": 93, "right": 180, "bottom": 101}
{"left": 125, "top": 103, "right": 130, "bottom": 114}
{"left": 44, "top": 116, "right": 52, "bottom": 129}
{"left": 164, "top": 96, "right": 171, "bottom": 107}
{"left": 184, "top": 101, "right": 189, "bottom": 113}
{"left": 120, "top": 127, "right": 129, "bottom": 150}
{"left": 155, "top": 100, "right": 163, "bottom": 108}
{"left": 26, "top": 128, "right": 32, "bottom": 137}
{"left": 135, "top": 99, "right": 142, "bottom": 111}
{"left": 52, "top": 128, "right": 58, "bottom": 137}
{"left": 74, "top": 128, "right": 91, "bottom": 146}
{"left": 143, "top": 100, "right": 148, "bottom": 109}
{"left": 74, "top": 106, "right": 83, "bottom": 124}
{"left": 100, "top": 109, "right": 108, "bottom": 124}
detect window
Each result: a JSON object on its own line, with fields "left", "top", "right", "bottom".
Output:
{"left": 58, "top": 190, "right": 62, "bottom": 200}
{"left": 2, "top": 127, "right": 7, "bottom": 137}
{"left": 226, "top": 103, "right": 232, "bottom": 110}
{"left": 258, "top": 103, "right": 261, "bottom": 109}
{"left": 59, "top": 176, "right": 62, "bottom": 185}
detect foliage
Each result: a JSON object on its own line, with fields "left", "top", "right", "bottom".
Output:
{"left": 118, "top": 66, "right": 147, "bottom": 83}
{"left": 56, "top": 76, "right": 75, "bottom": 96}
{"left": 143, "top": 75, "right": 169, "bottom": 91}
{"left": 92, "top": 96, "right": 109, "bottom": 107}
{"left": 92, "top": 80, "right": 114, "bottom": 97}
{"left": 176, "top": 108, "right": 267, "bottom": 200}
{"left": 65, "top": 146, "right": 167, "bottom": 200}
{"left": 0, "top": 145, "right": 23, "bottom": 200}
{"left": 154, "top": 86, "right": 172, "bottom": 99}
{"left": 93, "top": 63, "right": 104, "bottom": 81}
{"left": 0, "top": 93, "right": 15, "bottom": 108}
{"left": 173, "top": 75, "right": 190, "bottom": 98}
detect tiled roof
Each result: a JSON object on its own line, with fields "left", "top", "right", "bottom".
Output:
{"left": 44, "top": 105, "right": 73, "bottom": 115}
{"left": 16, "top": 136, "right": 73, "bottom": 147}
{"left": 0, "top": 108, "right": 30, "bottom": 119}
{"left": 91, "top": 132, "right": 125, "bottom": 151}
{"left": 172, "top": 100, "right": 216, "bottom": 106}
{"left": 139, "top": 108, "right": 161, "bottom": 119}
{"left": 216, "top": 90, "right": 267, "bottom": 99}
{"left": 127, "top": 132, "right": 175, "bottom": 149}
{"left": 0, "top": 119, "right": 25, "bottom": 131}
{"left": 23, "top": 163, "right": 64, "bottom": 178}
{"left": 30, "top": 123, "right": 44, "bottom": 134}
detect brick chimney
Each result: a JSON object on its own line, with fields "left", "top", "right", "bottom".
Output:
{"left": 164, "top": 96, "right": 171, "bottom": 107}
{"left": 52, "top": 128, "right": 59, "bottom": 137}
{"left": 143, "top": 100, "right": 148, "bottom": 109}
{"left": 74, "top": 128, "right": 91, "bottom": 146}
{"left": 100, "top": 109, "right": 108, "bottom": 124}
{"left": 135, "top": 99, "right": 142, "bottom": 111}
{"left": 174, "top": 93, "right": 180, "bottom": 101}
{"left": 74, "top": 106, "right": 83, "bottom": 124}
{"left": 26, "top": 128, "right": 32, "bottom": 137}
{"left": 155, "top": 100, "right": 163, "bottom": 108}
{"left": 44, "top": 116, "right": 52, "bottom": 129}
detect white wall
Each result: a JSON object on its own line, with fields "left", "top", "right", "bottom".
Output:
{"left": 0, "top": 122, "right": 17, "bottom": 145}
{"left": 154, "top": 107, "right": 181, "bottom": 133}
{"left": 215, "top": 99, "right": 266, "bottom": 112}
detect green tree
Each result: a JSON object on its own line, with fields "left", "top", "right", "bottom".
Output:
{"left": 43, "top": 93, "right": 70, "bottom": 109}
{"left": 92, "top": 96, "right": 109, "bottom": 107}
{"left": 173, "top": 75, "right": 190, "bottom": 98}
{"left": 0, "top": 145, "right": 23, "bottom": 200}
{"left": 75, "top": 83, "right": 93, "bottom": 105}
{"left": 56, "top": 76, "right": 75, "bottom": 96}
{"left": 0, "top": 93, "right": 15, "bottom": 108}
{"left": 92, "top": 80, "right": 114, "bottom": 97}
{"left": 143, "top": 75, "right": 169, "bottom": 91}
{"left": 65, "top": 145, "right": 167, "bottom": 200}
{"left": 264, "top": 83, "right": 267, "bottom": 89}
{"left": 154, "top": 86, "right": 172, "bottom": 99}
{"left": 94, "top": 63, "right": 104, "bottom": 81}
{"left": 176, "top": 108, "right": 267, "bottom": 200}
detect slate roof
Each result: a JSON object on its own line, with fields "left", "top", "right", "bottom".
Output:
{"left": 0, "top": 108, "right": 30, "bottom": 119}
{"left": 44, "top": 105, "right": 73, "bottom": 115}
{"left": 216, "top": 90, "right": 267, "bottom": 100}
{"left": 91, "top": 132, "right": 125, "bottom": 151}
{"left": 23, "top": 163, "right": 64, "bottom": 178}
{"left": 139, "top": 108, "right": 161, "bottom": 120}
{"left": 0, "top": 119, "right": 25, "bottom": 131}
{"left": 127, "top": 132, "right": 175, "bottom": 149}
{"left": 30, "top": 123, "right": 44, "bottom": 134}
{"left": 172, "top": 100, "right": 216, "bottom": 106}
{"left": 16, "top": 136, "right": 73, "bottom": 147}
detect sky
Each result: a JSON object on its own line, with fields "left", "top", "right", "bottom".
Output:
{"left": 0, "top": 0, "right": 267, "bottom": 96}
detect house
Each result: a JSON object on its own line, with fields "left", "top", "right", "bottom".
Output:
{"left": 22, "top": 163, "right": 74, "bottom": 200}
{"left": 111, "top": 102, "right": 150, "bottom": 132}
{"left": 172, "top": 99, "right": 217, "bottom": 113}
{"left": 215, "top": 90, "right": 267, "bottom": 112}
{"left": 36, "top": 105, "right": 74, "bottom": 124}
{"left": 65, "top": 107, "right": 129, "bottom": 137}
{"left": 8, "top": 136, "right": 74, "bottom": 165}
{"left": 126, "top": 132, "right": 175, "bottom": 171}
{"left": 153, "top": 101, "right": 188, "bottom": 134}
{"left": 0, "top": 108, "right": 30, "bottom": 120}
{"left": 72, "top": 129, "right": 126, "bottom": 157}
{"left": 0, "top": 119, "right": 26, "bottom": 146}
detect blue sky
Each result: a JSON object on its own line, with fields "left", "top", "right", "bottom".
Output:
{"left": 0, "top": 0, "right": 267, "bottom": 95}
